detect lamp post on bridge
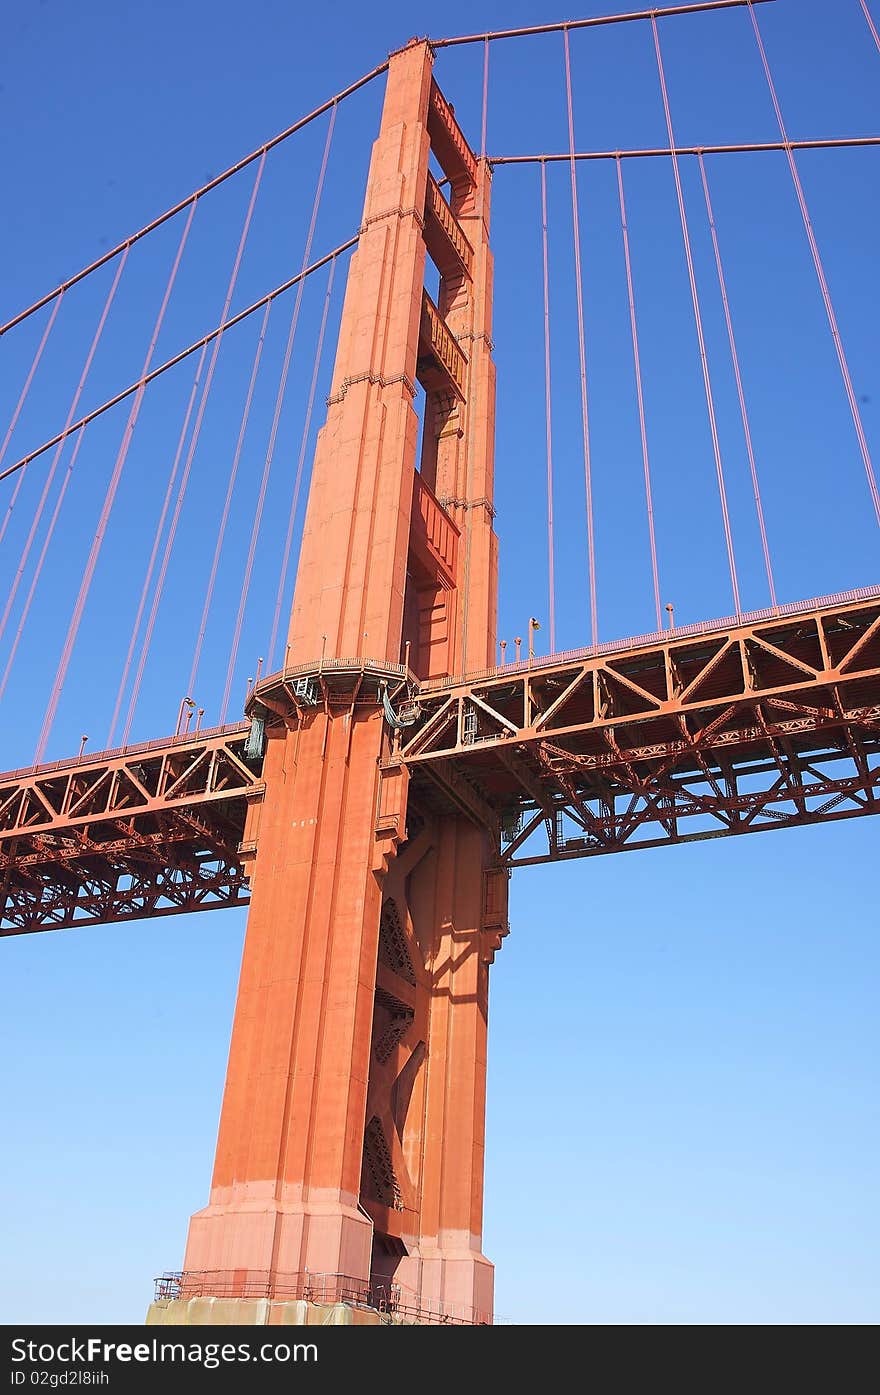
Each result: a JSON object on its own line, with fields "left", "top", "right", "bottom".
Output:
{"left": 175, "top": 696, "right": 195, "bottom": 737}
{"left": 528, "top": 617, "right": 541, "bottom": 667}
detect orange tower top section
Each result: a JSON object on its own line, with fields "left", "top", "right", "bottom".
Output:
{"left": 286, "top": 39, "right": 497, "bottom": 680}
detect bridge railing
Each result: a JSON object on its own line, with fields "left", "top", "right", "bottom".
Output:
{"left": 0, "top": 720, "right": 249, "bottom": 784}
{"left": 153, "top": 1269, "right": 489, "bottom": 1325}
{"left": 421, "top": 582, "right": 880, "bottom": 693}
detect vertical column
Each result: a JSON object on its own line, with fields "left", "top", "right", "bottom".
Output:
{"left": 433, "top": 160, "right": 498, "bottom": 674}
{"left": 375, "top": 106, "right": 501, "bottom": 1322}
{"left": 413, "top": 818, "right": 497, "bottom": 1323}
{"left": 407, "top": 156, "right": 500, "bottom": 1323}
{"left": 180, "top": 41, "right": 435, "bottom": 1297}
{"left": 287, "top": 43, "right": 433, "bottom": 665}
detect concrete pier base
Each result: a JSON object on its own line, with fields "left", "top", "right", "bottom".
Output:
{"left": 146, "top": 1297, "right": 411, "bottom": 1326}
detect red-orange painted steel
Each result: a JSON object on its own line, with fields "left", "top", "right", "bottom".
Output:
{"left": 615, "top": 155, "right": 662, "bottom": 632}
{"left": 177, "top": 42, "right": 501, "bottom": 1326}
{"left": 0, "top": 294, "right": 64, "bottom": 525}
{"left": 269, "top": 257, "right": 338, "bottom": 668}
{"left": 697, "top": 151, "right": 776, "bottom": 608}
{"left": 400, "top": 591, "right": 880, "bottom": 863}
{"left": 748, "top": 3, "right": 880, "bottom": 529}
{"left": 2, "top": 8, "right": 878, "bottom": 1328}
{"left": 0, "top": 238, "right": 359, "bottom": 488}
{"left": 0, "top": 726, "right": 256, "bottom": 935}
{"left": 490, "top": 136, "right": 880, "bottom": 164}
{"left": 431, "top": 0, "right": 774, "bottom": 48}
{"left": 4, "top": 587, "right": 878, "bottom": 934}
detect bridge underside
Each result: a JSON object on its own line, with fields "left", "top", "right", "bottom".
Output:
{"left": 0, "top": 727, "right": 255, "bottom": 935}
{"left": 2, "top": 590, "right": 878, "bottom": 934}
{"left": 401, "top": 589, "right": 880, "bottom": 865}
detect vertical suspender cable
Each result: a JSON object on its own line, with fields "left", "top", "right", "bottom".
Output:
{"left": 220, "top": 109, "right": 336, "bottom": 720}
{"left": 615, "top": 156, "right": 663, "bottom": 632}
{"left": 651, "top": 15, "right": 741, "bottom": 614}
{"left": 860, "top": 0, "right": 880, "bottom": 54}
{"left": 119, "top": 346, "right": 208, "bottom": 747}
{"left": 0, "top": 469, "right": 27, "bottom": 552}
{"left": 0, "top": 252, "right": 129, "bottom": 651}
{"left": 0, "top": 427, "right": 90, "bottom": 701}
{"left": 748, "top": 2, "right": 880, "bottom": 528}
{"left": 188, "top": 108, "right": 336, "bottom": 701}
{"left": 113, "top": 209, "right": 258, "bottom": 742}
{"left": 183, "top": 302, "right": 272, "bottom": 701}
{"left": 0, "top": 295, "right": 64, "bottom": 545}
{"left": 269, "top": 255, "right": 337, "bottom": 669}
{"left": 697, "top": 152, "right": 777, "bottom": 607}
{"left": 539, "top": 162, "right": 557, "bottom": 652}
{"left": 0, "top": 255, "right": 129, "bottom": 697}
{"left": 481, "top": 36, "right": 490, "bottom": 158}
{"left": 35, "top": 201, "right": 198, "bottom": 761}
{"left": 1, "top": 63, "right": 387, "bottom": 343}
{"left": 563, "top": 27, "right": 598, "bottom": 645}
{"left": 119, "top": 155, "right": 268, "bottom": 746}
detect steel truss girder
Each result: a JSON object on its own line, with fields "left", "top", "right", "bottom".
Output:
{"left": 1, "top": 855, "right": 250, "bottom": 935}
{"left": 0, "top": 726, "right": 257, "bottom": 936}
{"left": 400, "top": 594, "right": 880, "bottom": 863}
{"left": 0, "top": 725, "right": 255, "bottom": 837}
{"left": 3, "top": 595, "right": 880, "bottom": 930}
{"left": 506, "top": 744, "right": 879, "bottom": 865}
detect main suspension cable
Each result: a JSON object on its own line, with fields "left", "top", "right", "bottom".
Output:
{"left": 0, "top": 61, "right": 386, "bottom": 341}
{"left": 0, "top": 427, "right": 89, "bottom": 702}
{"left": 115, "top": 155, "right": 268, "bottom": 746}
{"left": 0, "top": 251, "right": 130, "bottom": 654}
{"left": 35, "top": 197, "right": 198, "bottom": 760}
{"left": 489, "top": 136, "right": 880, "bottom": 165}
{"left": 431, "top": 1, "right": 774, "bottom": 48}
{"left": 1, "top": 236, "right": 359, "bottom": 488}
{"left": 0, "top": 295, "right": 64, "bottom": 544}
{"left": 221, "top": 108, "right": 338, "bottom": 715}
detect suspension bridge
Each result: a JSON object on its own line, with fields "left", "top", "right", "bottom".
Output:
{"left": 1, "top": 0, "right": 878, "bottom": 1325}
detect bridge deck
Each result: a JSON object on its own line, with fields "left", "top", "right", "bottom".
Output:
{"left": 401, "top": 589, "right": 880, "bottom": 864}
{"left": 2, "top": 588, "right": 878, "bottom": 932}
{"left": 0, "top": 725, "right": 255, "bottom": 935}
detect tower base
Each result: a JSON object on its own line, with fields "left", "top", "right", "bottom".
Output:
{"left": 146, "top": 1297, "right": 410, "bottom": 1326}
{"left": 146, "top": 1262, "right": 491, "bottom": 1325}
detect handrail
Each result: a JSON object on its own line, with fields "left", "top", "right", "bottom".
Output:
{"left": 420, "top": 583, "right": 880, "bottom": 693}
{"left": 6, "top": 585, "right": 877, "bottom": 782}
{"left": 0, "top": 720, "right": 249, "bottom": 785}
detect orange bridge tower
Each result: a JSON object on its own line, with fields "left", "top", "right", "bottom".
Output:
{"left": 151, "top": 39, "right": 505, "bottom": 1326}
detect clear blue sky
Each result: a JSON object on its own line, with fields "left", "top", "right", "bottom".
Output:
{"left": 1, "top": 0, "right": 878, "bottom": 1324}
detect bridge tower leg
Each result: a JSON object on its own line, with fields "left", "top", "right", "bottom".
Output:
{"left": 148, "top": 39, "right": 505, "bottom": 1327}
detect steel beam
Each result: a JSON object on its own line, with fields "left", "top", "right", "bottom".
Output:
{"left": 0, "top": 725, "right": 257, "bottom": 935}
{"left": 401, "top": 591, "right": 880, "bottom": 864}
